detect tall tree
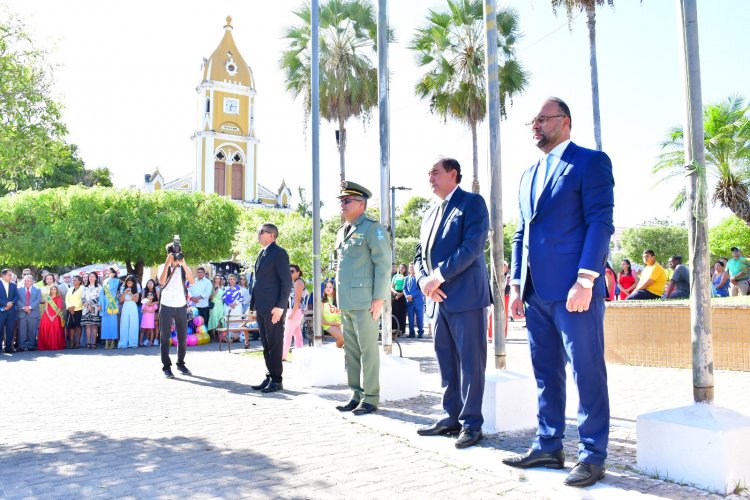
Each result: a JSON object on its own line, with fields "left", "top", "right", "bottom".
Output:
{"left": 0, "top": 187, "right": 240, "bottom": 282}
{"left": 411, "top": 0, "right": 528, "bottom": 192}
{"left": 281, "top": 0, "right": 385, "bottom": 184}
{"left": 653, "top": 95, "right": 750, "bottom": 225}
{"left": 550, "top": 0, "right": 616, "bottom": 151}
{"left": 0, "top": 13, "right": 67, "bottom": 194}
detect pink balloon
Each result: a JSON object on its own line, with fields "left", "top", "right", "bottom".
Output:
{"left": 193, "top": 316, "right": 204, "bottom": 327}
{"left": 187, "top": 334, "right": 198, "bottom": 346}
{"left": 171, "top": 336, "right": 178, "bottom": 346}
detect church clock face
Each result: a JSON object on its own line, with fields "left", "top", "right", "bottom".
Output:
{"left": 226, "top": 60, "right": 237, "bottom": 76}
{"left": 224, "top": 97, "right": 239, "bottom": 115}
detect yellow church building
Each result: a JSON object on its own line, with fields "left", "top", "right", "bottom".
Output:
{"left": 144, "top": 16, "right": 291, "bottom": 208}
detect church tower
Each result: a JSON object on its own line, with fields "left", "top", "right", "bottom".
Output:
{"left": 192, "top": 16, "right": 258, "bottom": 202}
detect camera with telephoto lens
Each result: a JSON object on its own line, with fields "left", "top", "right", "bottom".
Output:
{"left": 170, "top": 235, "right": 184, "bottom": 261}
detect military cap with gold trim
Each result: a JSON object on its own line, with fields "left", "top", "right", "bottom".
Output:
{"left": 338, "top": 180, "right": 372, "bottom": 199}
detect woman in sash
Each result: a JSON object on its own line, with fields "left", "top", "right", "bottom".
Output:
{"left": 100, "top": 268, "right": 120, "bottom": 349}
{"left": 39, "top": 274, "right": 56, "bottom": 315}
{"left": 38, "top": 285, "right": 65, "bottom": 350}
{"left": 81, "top": 272, "right": 102, "bottom": 349}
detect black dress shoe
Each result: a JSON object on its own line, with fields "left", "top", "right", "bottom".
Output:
{"left": 163, "top": 368, "right": 175, "bottom": 379}
{"left": 176, "top": 364, "right": 192, "bottom": 376}
{"left": 251, "top": 378, "right": 271, "bottom": 390}
{"left": 455, "top": 428, "right": 483, "bottom": 449}
{"left": 564, "top": 461, "right": 605, "bottom": 487}
{"left": 502, "top": 448, "right": 565, "bottom": 469}
{"left": 261, "top": 382, "right": 283, "bottom": 393}
{"left": 417, "top": 422, "right": 462, "bottom": 436}
{"left": 336, "top": 400, "right": 360, "bottom": 412}
{"left": 351, "top": 402, "right": 377, "bottom": 415}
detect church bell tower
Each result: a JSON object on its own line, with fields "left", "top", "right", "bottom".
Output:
{"left": 192, "top": 16, "right": 258, "bottom": 202}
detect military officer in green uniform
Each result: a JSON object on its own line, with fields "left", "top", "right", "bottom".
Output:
{"left": 334, "top": 181, "right": 391, "bottom": 416}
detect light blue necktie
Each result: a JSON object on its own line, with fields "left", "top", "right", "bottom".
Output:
{"left": 534, "top": 154, "right": 554, "bottom": 208}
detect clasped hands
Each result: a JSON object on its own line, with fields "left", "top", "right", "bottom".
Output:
{"left": 420, "top": 274, "right": 447, "bottom": 303}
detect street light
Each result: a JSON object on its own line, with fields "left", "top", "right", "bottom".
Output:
{"left": 390, "top": 185, "right": 412, "bottom": 264}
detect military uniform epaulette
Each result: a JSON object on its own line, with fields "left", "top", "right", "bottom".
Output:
{"left": 365, "top": 215, "right": 378, "bottom": 223}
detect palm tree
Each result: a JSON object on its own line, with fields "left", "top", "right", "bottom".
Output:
{"left": 410, "top": 0, "right": 528, "bottom": 193}
{"left": 550, "top": 0, "right": 617, "bottom": 152}
{"left": 280, "top": 0, "right": 383, "bottom": 184}
{"left": 653, "top": 94, "right": 750, "bottom": 225}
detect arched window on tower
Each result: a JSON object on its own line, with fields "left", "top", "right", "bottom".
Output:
{"left": 214, "top": 150, "right": 226, "bottom": 196}
{"left": 205, "top": 98, "right": 211, "bottom": 113}
{"left": 231, "top": 152, "right": 243, "bottom": 201}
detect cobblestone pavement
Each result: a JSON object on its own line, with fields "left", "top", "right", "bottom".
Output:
{"left": 1, "top": 321, "right": 748, "bottom": 499}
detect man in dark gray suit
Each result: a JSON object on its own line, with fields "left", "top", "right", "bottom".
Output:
{"left": 16, "top": 274, "right": 41, "bottom": 351}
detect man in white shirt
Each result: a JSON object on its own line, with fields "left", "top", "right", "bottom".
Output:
{"left": 158, "top": 241, "right": 195, "bottom": 379}
{"left": 188, "top": 267, "right": 212, "bottom": 327}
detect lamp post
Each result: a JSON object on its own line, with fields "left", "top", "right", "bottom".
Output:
{"left": 389, "top": 185, "right": 411, "bottom": 264}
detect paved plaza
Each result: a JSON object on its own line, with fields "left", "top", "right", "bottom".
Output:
{"left": 1, "top": 321, "right": 749, "bottom": 499}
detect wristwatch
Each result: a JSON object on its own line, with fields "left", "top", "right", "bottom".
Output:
{"left": 576, "top": 277, "right": 594, "bottom": 289}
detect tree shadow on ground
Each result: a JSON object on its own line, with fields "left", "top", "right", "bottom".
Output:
{"left": 0, "top": 431, "right": 333, "bottom": 499}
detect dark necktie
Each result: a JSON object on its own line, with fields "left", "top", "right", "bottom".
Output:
{"left": 255, "top": 248, "right": 266, "bottom": 272}
{"left": 26, "top": 287, "right": 30, "bottom": 305}
{"left": 425, "top": 200, "right": 448, "bottom": 273}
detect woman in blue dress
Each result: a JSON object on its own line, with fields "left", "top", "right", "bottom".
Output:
{"left": 117, "top": 275, "right": 140, "bottom": 348}
{"left": 100, "top": 268, "right": 121, "bottom": 349}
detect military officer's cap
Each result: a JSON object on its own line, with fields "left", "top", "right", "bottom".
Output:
{"left": 338, "top": 180, "right": 372, "bottom": 200}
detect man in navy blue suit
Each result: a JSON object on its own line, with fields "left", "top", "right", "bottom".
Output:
{"left": 504, "top": 98, "right": 614, "bottom": 488}
{"left": 403, "top": 263, "right": 424, "bottom": 338}
{"left": 414, "top": 158, "right": 490, "bottom": 449}
{"left": 1, "top": 269, "right": 19, "bottom": 354}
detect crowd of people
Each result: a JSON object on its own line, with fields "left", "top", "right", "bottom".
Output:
{"left": 605, "top": 245, "right": 748, "bottom": 302}
{"left": 0, "top": 266, "right": 263, "bottom": 354}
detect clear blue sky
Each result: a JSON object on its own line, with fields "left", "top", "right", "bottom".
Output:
{"left": 4, "top": 0, "right": 748, "bottom": 227}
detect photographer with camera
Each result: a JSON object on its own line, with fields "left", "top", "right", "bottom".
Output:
{"left": 158, "top": 236, "right": 195, "bottom": 379}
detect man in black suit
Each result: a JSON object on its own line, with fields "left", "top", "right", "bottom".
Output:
{"left": 1, "top": 269, "right": 19, "bottom": 354}
{"left": 250, "top": 223, "right": 292, "bottom": 393}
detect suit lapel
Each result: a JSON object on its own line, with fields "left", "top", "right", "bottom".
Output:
{"left": 534, "top": 142, "right": 577, "bottom": 216}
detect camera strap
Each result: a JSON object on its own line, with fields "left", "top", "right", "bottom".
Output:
{"left": 164, "top": 265, "right": 188, "bottom": 299}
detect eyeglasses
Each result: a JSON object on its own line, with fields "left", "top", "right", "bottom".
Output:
{"left": 526, "top": 115, "right": 565, "bottom": 126}
{"left": 257, "top": 229, "right": 270, "bottom": 235}
{"left": 339, "top": 197, "right": 363, "bottom": 205}
{"left": 290, "top": 269, "right": 297, "bottom": 274}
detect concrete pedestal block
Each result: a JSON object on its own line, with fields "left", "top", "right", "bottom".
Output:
{"left": 481, "top": 370, "right": 538, "bottom": 433}
{"left": 637, "top": 404, "right": 750, "bottom": 494}
{"left": 293, "top": 345, "right": 347, "bottom": 387}
{"left": 379, "top": 355, "right": 421, "bottom": 402}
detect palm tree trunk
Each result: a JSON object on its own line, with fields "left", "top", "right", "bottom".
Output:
{"left": 471, "top": 120, "right": 479, "bottom": 193}
{"left": 337, "top": 117, "right": 346, "bottom": 185}
{"left": 586, "top": 6, "right": 603, "bottom": 151}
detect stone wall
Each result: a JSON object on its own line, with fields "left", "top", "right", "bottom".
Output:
{"left": 604, "top": 302, "right": 750, "bottom": 371}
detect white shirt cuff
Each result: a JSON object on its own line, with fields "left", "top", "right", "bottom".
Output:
{"left": 579, "top": 268, "right": 600, "bottom": 279}
{"left": 433, "top": 267, "right": 445, "bottom": 284}
{"left": 510, "top": 279, "right": 521, "bottom": 286}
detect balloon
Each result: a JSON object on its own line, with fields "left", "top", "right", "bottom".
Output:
{"left": 171, "top": 336, "right": 178, "bottom": 346}
{"left": 199, "top": 333, "right": 209, "bottom": 345}
{"left": 197, "top": 325, "right": 207, "bottom": 334}
{"left": 187, "top": 334, "right": 198, "bottom": 346}
{"left": 193, "top": 316, "right": 204, "bottom": 327}
{"left": 190, "top": 307, "right": 199, "bottom": 317}
{"left": 186, "top": 326, "right": 193, "bottom": 335}
{"left": 170, "top": 322, "right": 175, "bottom": 332}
